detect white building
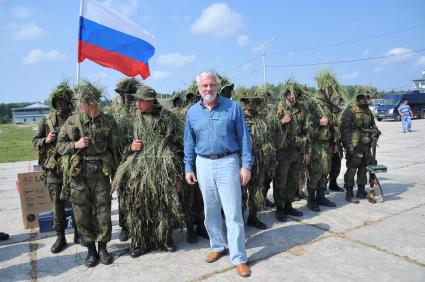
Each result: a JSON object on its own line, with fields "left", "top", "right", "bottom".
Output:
{"left": 412, "top": 71, "right": 425, "bottom": 92}
{"left": 12, "top": 103, "right": 50, "bottom": 124}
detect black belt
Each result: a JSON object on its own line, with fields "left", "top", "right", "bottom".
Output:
{"left": 198, "top": 151, "right": 239, "bottom": 160}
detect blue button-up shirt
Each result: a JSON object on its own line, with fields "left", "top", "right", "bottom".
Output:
{"left": 184, "top": 96, "right": 252, "bottom": 173}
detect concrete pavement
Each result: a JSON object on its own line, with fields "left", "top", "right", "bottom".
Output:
{"left": 1, "top": 119, "right": 424, "bottom": 281}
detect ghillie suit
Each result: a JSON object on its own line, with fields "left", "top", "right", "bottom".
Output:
{"left": 113, "top": 106, "right": 183, "bottom": 251}
{"left": 306, "top": 70, "right": 341, "bottom": 211}
{"left": 33, "top": 81, "right": 77, "bottom": 252}
{"left": 273, "top": 79, "right": 310, "bottom": 221}
{"left": 240, "top": 92, "right": 280, "bottom": 229}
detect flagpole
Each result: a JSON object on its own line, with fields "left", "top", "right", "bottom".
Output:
{"left": 76, "top": 0, "right": 84, "bottom": 85}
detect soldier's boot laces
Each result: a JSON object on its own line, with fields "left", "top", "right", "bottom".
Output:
{"left": 329, "top": 180, "right": 345, "bottom": 192}
{"left": 356, "top": 185, "right": 368, "bottom": 199}
{"left": 345, "top": 187, "right": 360, "bottom": 203}
{"left": 275, "top": 205, "right": 287, "bottom": 222}
{"left": 85, "top": 242, "right": 99, "bottom": 268}
{"left": 284, "top": 203, "right": 303, "bottom": 217}
{"left": 247, "top": 214, "right": 267, "bottom": 229}
{"left": 119, "top": 227, "right": 129, "bottom": 242}
{"left": 98, "top": 242, "right": 114, "bottom": 265}
{"left": 186, "top": 223, "right": 198, "bottom": 244}
{"left": 307, "top": 193, "right": 320, "bottom": 212}
{"left": 51, "top": 230, "right": 67, "bottom": 254}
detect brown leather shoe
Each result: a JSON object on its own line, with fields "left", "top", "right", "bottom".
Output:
{"left": 205, "top": 250, "right": 227, "bottom": 263}
{"left": 236, "top": 263, "right": 251, "bottom": 277}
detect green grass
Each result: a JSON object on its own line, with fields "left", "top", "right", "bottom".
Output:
{"left": 0, "top": 124, "right": 38, "bottom": 163}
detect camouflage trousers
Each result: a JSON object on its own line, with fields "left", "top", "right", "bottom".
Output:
{"left": 47, "top": 181, "right": 67, "bottom": 232}
{"left": 273, "top": 149, "right": 304, "bottom": 206}
{"left": 70, "top": 161, "right": 112, "bottom": 246}
{"left": 242, "top": 160, "right": 271, "bottom": 216}
{"left": 329, "top": 150, "right": 342, "bottom": 183}
{"left": 307, "top": 143, "right": 331, "bottom": 198}
{"left": 344, "top": 146, "right": 371, "bottom": 187}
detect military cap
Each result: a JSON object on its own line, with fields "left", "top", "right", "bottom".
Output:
{"left": 131, "top": 84, "right": 157, "bottom": 100}
{"left": 74, "top": 80, "right": 102, "bottom": 104}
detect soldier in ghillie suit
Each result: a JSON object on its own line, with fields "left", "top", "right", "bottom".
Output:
{"left": 306, "top": 70, "right": 340, "bottom": 212}
{"left": 341, "top": 90, "right": 380, "bottom": 203}
{"left": 240, "top": 92, "right": 279, "bottom": 229}
{"left": 220, "top": 83, "right": 234, "bottom": 99}
{"left": 274, "top": 79, "right": 310, "bottom": 221}
{"left": 113, "top": 85, "right": 183, "bottom": 258}
{"left": 327, "top": 91, "right": 345, "bottom": 193}
{"left": 33, "top": 81, "right": 76, "bottom": 253}
{"left": 57, "top": 81, "right": 119, "bottom": 267}
{"left": 110, "top": 77, "right": 141, "bottom": 242}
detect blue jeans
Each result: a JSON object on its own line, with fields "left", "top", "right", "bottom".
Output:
{"left": 195, "top": 154, "right": 247, "bottom": 265}
{"left": 401, "top": 115, "right": 412, "bottom": 132}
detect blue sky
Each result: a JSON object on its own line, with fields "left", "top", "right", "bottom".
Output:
{"left": 1, "top": 0, "right": 425, "bottom": 103}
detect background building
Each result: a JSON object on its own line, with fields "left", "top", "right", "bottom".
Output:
{"left": 412, "top": 71, "right": 425, "bottom": 92}
{"left": 12, "top": 103, "right": 50, "bottom": 124}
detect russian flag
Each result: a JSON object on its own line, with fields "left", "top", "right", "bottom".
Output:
{"left": 78, "top": 0, "right": 155, "bottom": 79}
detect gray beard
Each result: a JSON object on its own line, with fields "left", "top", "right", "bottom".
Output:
{"left": 203, "top": 93, "right": 217, "bottom": 103}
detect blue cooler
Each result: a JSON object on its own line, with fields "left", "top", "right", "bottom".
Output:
{"left": 38, "top": 209, "right": 75, "bottom": 233}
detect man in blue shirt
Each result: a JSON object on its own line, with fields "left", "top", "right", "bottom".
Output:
{"left": 398, "top": 98, "right": 413, "bottom": 133}
{"left": 184, "top": 71, "right": 252, "bottom": 278}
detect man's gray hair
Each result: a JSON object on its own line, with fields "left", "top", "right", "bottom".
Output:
{"left": 196, "top": 71, "right": 217, "bottom": 85}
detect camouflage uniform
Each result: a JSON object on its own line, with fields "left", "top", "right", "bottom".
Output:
{"left": 241, "top": 95, "right": 278, "bottom": 229}
{"left": 113, "top": 85, "right": 183, "bottom": 257}
{"left": 274, "top": 80, "right": 310, "bottom": 221}
{"left": 109, "top": 77, "right": 140, "bottom": 241}
{"left": 33, "top": 82, "right": 75, "bottom": 253}
{"left": 57, "top": 81, "right": 118, "bottom": 267}
{"left": 341, "top": 92, "right": 379, "bottom": 201}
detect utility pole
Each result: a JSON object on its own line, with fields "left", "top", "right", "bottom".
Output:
{"left": 262, "top": 49, "right": 266, "bottom": 85}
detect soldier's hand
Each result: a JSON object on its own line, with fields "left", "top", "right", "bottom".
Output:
{"left": 319, "top": 118, "right": 328, "bottom": 126}
{"left": 303, "top": 154, "right": 310, "bottom": 166}
{"left": 333, "top": 144, "right": 339, "bottom": 154}
{"left": 185, "top": 172, "right": 198, "bottom": 185}
{"left": 45, "top": 131, "right": 56, "bottom": 144}
{"left": 282, "top": 114, "right": 291, "bottom": 124}
{"left": 240, "top": 168, "right": 251, "bottom": 187}
{"left": 131, "top": 140, "right": 144, "bottom": 152}
{"left": 75, "top": 137, "right": 90, "bottom": 149}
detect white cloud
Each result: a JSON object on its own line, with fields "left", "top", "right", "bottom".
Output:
{"left": 242, "top": 63, "right": 250, "bottom": 71}
{"left": 152, "top": 70, "right": 171, "bottom": 80}
{"left": 251, "top": 43, "right": 265, "bottom": 54}
{"left": 375, "top": 47, "right": 414, "bottom": 72}
{"left": 157, "top": 52, "right": 195, "bottom": 67}
{"left": 190, "top": 3, "right": 242, "bottom": 38}
{"left": 236, "top": 34, "right": 248, "bottom": 46}
{"left": 361, "top": 49, "right": 370, "bottom": 57}
{"left": 11, "top": 23, "right": 44, "bottom": 40}
{"left": 287, "top": 52, "right": 295, "bottom": 59}
{"left": 11, "top": 6, "right": 32, "bottom": 19}
{"left": 415, "top": 56, "right": 425, "bottom": 66}
{"left": 342, "top": 70, "right": 360, "bottom": 80}
{"left": 23, "top": 49, "right": 65, "bottom": 64}
{"left": 97, "top": 72, "right": 108, "bottom": 80}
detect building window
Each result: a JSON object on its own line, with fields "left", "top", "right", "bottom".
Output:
{"left": 24, "top": 118, "right": 26, "bottom": 122}
{"left": 33, "top": 118, "right": 36, "bottom": 121}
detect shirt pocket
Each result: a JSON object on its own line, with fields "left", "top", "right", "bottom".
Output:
{"left": 216, "top": 120, "right": 228, "bottom": 137}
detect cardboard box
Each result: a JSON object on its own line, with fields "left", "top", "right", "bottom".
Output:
{"left": 17, "top": 171, "right": 52, "bottom": 229}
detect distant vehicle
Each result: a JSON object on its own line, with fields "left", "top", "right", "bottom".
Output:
{"left": 376, "top": 91, "right": 425, "bottom": 121}
{"left": 369, "top": 99, "right": 383, "bottom": 115}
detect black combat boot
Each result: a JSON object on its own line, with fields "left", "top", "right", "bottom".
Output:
{"left": 275, "top": 205, "right": 287, "bottom": 222}
{"left": 316, "top": 189, "right": 336, "bottom": 207}
{"left": 85, "top": 242, "right": 99, "bottom": 268}
{"left": 307, "top": 193, "right": 320, "bottom": 212}
{"left": 356, "top": 185, "right": 368, "bottom": 199}
{"left": 162, "top": 232, "right": 176, "bottom": 252}
{"left": 130, "top": 246, "right": 146, "bottom": 258}
{"left": 98, "top": 242, "right": 114, "bottom": 265}
{"left": 247, "top": 214, "right": 267, "bottom": 229}
{"left": 0, "top": 232, "right": 9, "bottom": 241}
{"left": 345, "top": 186, "right": 360, "bottom": 203}
{"left": 186, "top": 222, "right": 198, "bottom": 244}
{"left": 51, "top": 230, "right": 67, "bottom": 254}
{"left": 284, "top": 203, "right": 303, "bottom": 217}
{"left": 119, "top": 227, "right": 129, "bottom": 242}
{"left": 329, "top": 180, "right": 345, "bottom": 192}
{"left": 196, "top": 223, "right": 209, "bottom": 239}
